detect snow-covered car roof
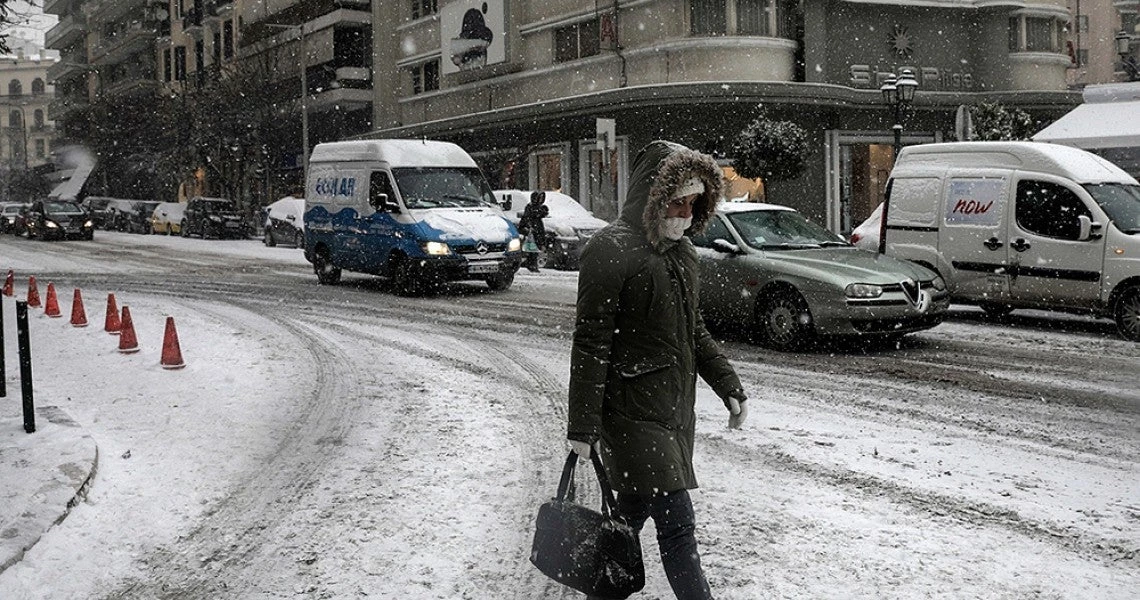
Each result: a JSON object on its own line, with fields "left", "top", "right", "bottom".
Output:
{"left": 266, "top": 196, "right": 305, "bottom": 221}
{"left": 716, "top": 201, "right": 797, "bottom": 213}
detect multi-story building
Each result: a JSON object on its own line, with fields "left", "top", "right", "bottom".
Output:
{"left": 0, "top": 50, "right": 58, "bottom": 183}
{"left": 1066, "top": 0, "right": 1139, "bottom": 86}
{"left": 368, "top": 0, "right": 1088, "bottom": 234}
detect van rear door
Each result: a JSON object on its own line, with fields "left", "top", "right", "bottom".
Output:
{"left": 940, "top": 175, "right": 1012, "bottom": 302}
{"left": 1006, "top": 175, "right": 1106, "bottom": 309}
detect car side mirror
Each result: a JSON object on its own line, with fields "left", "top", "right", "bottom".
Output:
{"left": 711, "top": 238, "right": 742, "bottom": 254}
{"left": 498, "top": 194, "right": 512, "bottom": 212}
{"left": 286, "top": 215, "right": 295, "bottom": 221}
{"left": 1077, "top": 215, "right": 1104, "bottom": 241}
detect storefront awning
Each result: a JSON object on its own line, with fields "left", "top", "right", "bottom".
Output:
{"left": 1033, "top": 83, "right": 1140, "bottom": 150}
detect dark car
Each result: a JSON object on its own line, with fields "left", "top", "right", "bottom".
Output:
{"left": 263, "top": 196, "right": 305, "bottom": 248}
{"left": 0, "top": 202, "right": 28, "bottom": 234}
{"left": 80, "top": 196, "right": 115, "bottom": 229}
{"left": 181, "top": 196, "right": 248, "bottom": 239}
{"left": 106, "top": 199, "right": 160, "bottom": 234}
{"left": 24, "top": 200, "right": 94, "bottom": 240}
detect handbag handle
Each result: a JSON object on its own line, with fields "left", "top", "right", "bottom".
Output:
{"left": 556, "top": 450, "right": 619, "bottom": 516}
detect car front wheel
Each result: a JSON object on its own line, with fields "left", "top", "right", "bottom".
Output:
{"left": 756, "top": 289, "right": 813, "bottom": 351}
{"left": 264, "top": 228, "right": 276, "bottom": 247}
{"left": 979, "top": 301, "right": 1014, "bottom": 317}
{"left": 1114, "top": 286, "right": 1140, "bottom": 342}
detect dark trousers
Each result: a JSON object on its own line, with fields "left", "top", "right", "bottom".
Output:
{"left": 588, "top": 489, "right": 713, "bottom": 600}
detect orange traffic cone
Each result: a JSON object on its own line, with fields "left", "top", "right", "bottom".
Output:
{"left": 104, "top": 293, "right": 121, "bottom": 334}
{"left": 160, "top": 316, "right": 185, "bottom": 370}
{"left": 27, "top": 276, "right": 40, "bottom": 307}
{"left": 71, "top": 288, "right": 88, "bottom": 327}
{"left": 118, "top": 306, "right": 139, "bottom": 354}
{"left": 44, "top": 283, "right": 61, "bottom": 317}
{"left": 3, "top": 269, "right": 12, "bottom": 296}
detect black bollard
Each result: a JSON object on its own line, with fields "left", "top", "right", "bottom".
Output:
{"left": 1, "top": 293, "right": 6, "bottom": 398}
{"left": 16, "top": 300, "right": 33, "bottom": 433}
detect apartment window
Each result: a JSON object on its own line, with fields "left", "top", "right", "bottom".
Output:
{"left": 1076, "top": 15, "right": 1089, "bottom": 34}
{"left": 35, "top": 139, "right": 44, "bottom": 158}
{"left": 411, "top": 0, "right": 438, "bottom": 20}
{"left": 223, "top": 20, "right": 234, "bottom": 59}
{"left": 213, "top": 32, "right": 222, "bottom": 66}
{"left": 411, "top": 60, "right": 439, "bottom": 94}
{"left": 33, "top": 109, "right": 43, "bottom": 128}
{"left": 31, "top": 78, "right": 44, "bottom": 94}
{"left": 692, "top": 1, "right": 795, "bottom": 38}
{"left": 554, "top": 19, "right": 600, "bottom": 63}
{"left": 9, "top": 110, "right": 20, "bottom": 127}
{"left": 174, "top": 46, "right": 187, "bottom": 81}
{"left": 8, "top": 79, "right": 21, "bottom": 95}
{"left": 1076, "top": 49, "right": 1088, "bottom": 67}
{"left": 164, "top": 48, "right": 173, "bottom": 81}
{"left": 1010, "top": 15, "right": 1061, "bottom": 53}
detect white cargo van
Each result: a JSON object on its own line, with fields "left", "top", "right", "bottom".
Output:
{"left": 881, "top": 141, "right": 1140, "bottom": 341}
{"left": 303, "top": 139, "right": 522, "bottom": 293}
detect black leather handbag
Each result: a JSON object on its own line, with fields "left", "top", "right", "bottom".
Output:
{"left": 530, "top": 450, "right": 645, "bottom": 599}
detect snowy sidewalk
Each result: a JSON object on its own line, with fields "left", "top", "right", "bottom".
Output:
{"left": 0, "top": 405, "right": 97, "bottom": 573}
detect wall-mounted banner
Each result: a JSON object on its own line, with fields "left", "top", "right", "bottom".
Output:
{"left": 441, "top": 1, "right": 507, "bottom": 75}
{"left": 945, "top": 179, "right": 1005, "bottom": 226}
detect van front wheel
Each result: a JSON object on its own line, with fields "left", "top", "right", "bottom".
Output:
{"left": 486, "top": 271, "right": 515, "bottom": 291}
{"left": 313, "top": 249, "right": 341, "bottom": 285}
{"left": 1114, "top": 286, "right": 1140, "bottom": 342}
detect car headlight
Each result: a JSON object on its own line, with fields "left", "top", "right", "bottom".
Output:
{"left": 424, "top": 241, "right": 451, "bottom": 255}
{"left": 845, "top": 283, "right": 883, "bottom": 299}
{"left": 45, "top": 221, "right": 59, "bottom": 229}
{"left": 508, "top": 237, "right": 522, "bottom": 252}
{"left": 84, "top": 220, "right": 94, "bottom": 228}
{"left": 930, "top": 275, "right": 946, "bottom": 291}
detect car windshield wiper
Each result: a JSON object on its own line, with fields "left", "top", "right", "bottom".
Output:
{"left": 441, "top": 194, "right": 482, "bottom": 206}
{"left": 818, "top": 241, "right": 851, "bottom": 247}
{"left": 760, "top": 242, "right": 822, "bottom": 250}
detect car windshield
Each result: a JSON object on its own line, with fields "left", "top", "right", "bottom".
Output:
{"left": 2, "top": 205, "right": 21, "bottom": 215}
{"left": 392, "top": 167, "right": 495, "bottom": 209}
{"left": 201, "top": 201, "right": 235, "bottom": 213}
{"left": 727, "top": 209, "right": 849, "bottom": 250}
{"left": 45, "top": 201, "right": 82, "bottom": 213}
{"left": 1083, "top": 183, "right": 1140, "bottom": 234}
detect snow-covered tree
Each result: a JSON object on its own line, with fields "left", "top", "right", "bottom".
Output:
{"left": 969, "top": 101, "right": 1036, "bottom": 141}
{"left": 729, "top": 109, "right": 810, "bottom": 183}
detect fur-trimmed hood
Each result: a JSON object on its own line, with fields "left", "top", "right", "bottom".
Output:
{"left": 619, "top": 140, "right": 724, "bottom": 252}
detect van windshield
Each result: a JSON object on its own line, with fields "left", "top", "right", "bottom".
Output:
{"left": 1084, "top": 183, "right": 1140, "bottom": 234}
{"left": 391, "top": 167, "right": 495, "bottom": 209}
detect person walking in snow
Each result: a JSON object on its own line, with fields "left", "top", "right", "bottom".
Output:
{"left": 518, "top": 190, "right": 549, "bottom": 272}
{"left": 567, "top": 140, "right": 748, "bottom": 600}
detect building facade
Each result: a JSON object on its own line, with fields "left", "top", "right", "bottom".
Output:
{"left": 0, "top": 50, "right": 58, "bottom": 198}
{"left": 1066, "top": 0, "right": 1140, "bottom": 86}
{"left": 367, "top": 0, "right": 1090, "bottom": 234}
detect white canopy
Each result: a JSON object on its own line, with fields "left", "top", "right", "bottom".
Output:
{"left": 1033, "top": 83, "right": 1140, "bottom": 150}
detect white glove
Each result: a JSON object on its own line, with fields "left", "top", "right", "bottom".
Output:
{"left": 569, "top": 440, "right": 595, "bottom": 459}
{"left": 728, "top": 396, "right": 748, "bottom": 429}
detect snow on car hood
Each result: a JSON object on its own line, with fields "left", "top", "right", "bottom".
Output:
{"left": 764, "top": 247, "right": 936, "bottom": 283}
{"left": 416, "top": 207, "right": 514, "bottom": 242}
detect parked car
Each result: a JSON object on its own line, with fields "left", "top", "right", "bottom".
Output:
{"left": 690, "top": 202, "right": 949, "bottom": 350}
{"left": 181, "top": 196, "right": 248, "bottom": 239}
{"left": 263, "top": 196, "right": 305, "bottom": 248}
{"left": 23, "top": 199, "right": 94, "bottom": 241}
{"left": 80, "top": 196, "right": 115, "bottom": 229}
{"left": 0, "top": 202, "right": 28, "bottom": 234}
{"left": 151, "top": 202, "right": 186, "bottom": 235}
{"left": 849, "top": 202, "right": 882, "bottom": 251}
{"left": 493, "top": 190, "right": 608, "bottom": 270}
{"left": 106, "top": 199, "right": 160, "bottom": 234}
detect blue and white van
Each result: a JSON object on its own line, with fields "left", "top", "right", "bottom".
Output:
{"left": 303, "top": 139, "right": 522, "bottom": 292}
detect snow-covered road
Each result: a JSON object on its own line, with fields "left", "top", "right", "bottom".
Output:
{"left": 0, "top": 232, "right": 1136, "bottom": 599}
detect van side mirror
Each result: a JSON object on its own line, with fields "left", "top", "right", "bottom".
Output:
{"left": 498, "top": 194, "right": 512, "bottom": 212}
{"left": 370, "top": 193, "right": 400, "bottom": 213}
{"left": 1077, "top": 215, "right": 1104, "bottom": 241}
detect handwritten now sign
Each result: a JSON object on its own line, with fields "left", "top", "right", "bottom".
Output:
{"left": 945, "top": 179, "right": 1005, "bottom": 226}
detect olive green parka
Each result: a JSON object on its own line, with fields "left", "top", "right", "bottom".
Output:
{"left": 567, "top": 140, "right": 745, "bottom": 495}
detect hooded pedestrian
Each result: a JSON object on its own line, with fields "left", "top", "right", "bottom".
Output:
{"left": 567, "top": 140, "right": 748, "bottom": 600}
{"left": 519, "top": 190, "right": 549, "bottom": 272}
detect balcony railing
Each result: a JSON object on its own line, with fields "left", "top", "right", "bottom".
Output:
{"left": 90, "top": 20, "right": 163, "bottom": 64}
{"left": 45, "top": 13, "right": 87, "bottom": 50}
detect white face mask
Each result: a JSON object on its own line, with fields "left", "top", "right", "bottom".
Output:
{"left": 661, "top": 216, "right": 692, "bottom": 241}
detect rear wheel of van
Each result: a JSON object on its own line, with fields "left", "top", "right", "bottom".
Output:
{"left": 313, "top": 248, "right": 341, "bottom": 285}
{"left": 1114, "top": 286, "right": 1140, "bottom": 342}
{"left": 978, "top": 301, "right": 1014, "bottom": 318}
{"left": 486, "top": 271, "right": 515, "bottom": 291}
{"left": 756, "top": 289, "right": 813, "bottom": 351}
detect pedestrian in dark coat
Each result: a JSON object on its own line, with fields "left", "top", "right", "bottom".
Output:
{"left": 567, "top": 140, "right": 748, "bottom": 600}
{"left": 519, "top": 190, "right": 549, "bottom": 272}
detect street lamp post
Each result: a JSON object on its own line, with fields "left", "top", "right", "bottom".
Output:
{"left": 1116, "top": 29, "right": 1139, "bottom": 82}
{"left": 265, "top": 23, "right": 309, "bottom": 175}
{"left": 880, "top": 68, "right": 919, "bottom": 158}
{"left": 877, "top": 68, "right": 918, "bottom": 256}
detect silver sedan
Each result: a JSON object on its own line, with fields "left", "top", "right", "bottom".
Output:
{"left": 692, "top": 203, "right": 950, "bottom": 350}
